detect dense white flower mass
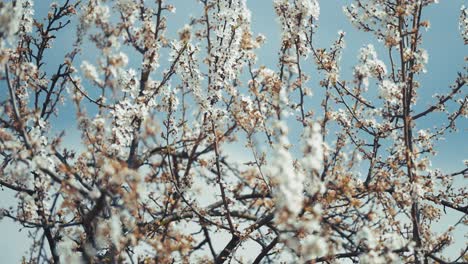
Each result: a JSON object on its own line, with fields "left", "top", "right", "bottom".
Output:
{"left": 298, "top": 0, "right": 320, "bottom": 19}
{"left": 80, "top": 61, "right": 101, "bottom": 83}
{"left": 301, "top": 123, "right": 323, "bottom": 173}
{"left": 380, "top": 79, "right": 401, "bottom": 105}
{"left": 173, "top": 41, "right": 207, "bottom": 108}
{"left": 274, "top": 0, "right": 320, "bottom": 56}
{"left": 301, "top": 123, "right": 324, "bottom": 195}
{"left": 357, "top": 227, "right": 378, "bottom": 249}
{"left": 354, "top": 44, "right": 387, "bottom": 88}
{"left": 206, "top": 0, "right": 254, "bottom": 101}
{"left": 269, "top": 121, "right": 305, "bottom": 216}
{"left": 0, "top": 0, "right": 33, "bottom": 47}
{"left": 116, "top": 68, "right": 139, "bottom": 97}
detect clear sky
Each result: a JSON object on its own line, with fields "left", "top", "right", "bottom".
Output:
{"left": 1, "top": 0, "right": 466, "bottom": 262}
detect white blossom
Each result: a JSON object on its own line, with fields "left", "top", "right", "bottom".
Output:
{"left": 360, "top": 250, "right": 386, "bottom": 264}
{"left": 81, "top": 61, "right": 100, "bottom": 83}
{"left": 357, "top": 227, "right": 378, "bottom": 249}
{"left": 58, "top": 236, "right": 82, "bottom": 263}
{"left": 301, "top": 123, "right": 325, "bottom": 195}
{"left": 379, "top": 80, "right": 400, "bottom": 105}
{"left": 0, "top": 0, "right": 33, "bottom": 47}
{"left": 354, "top": 44, "right": 387, "bottom": 88}
{"left": 269, "top": 121, "right": 304, "bottom": 216}
{"left": 301, "top": 123, "right": 323, "bottom": 172}
{"left": 460, "top": 5, "right": 468, "bottom": 44}
{"left": 298, "top": 0, "right": 320, "bottom": 19}
{"left": 110, "top": 214, "right": 122, "bottom": 250}
{"left": 274, "top": 0, "right": 320, "bottom": 56}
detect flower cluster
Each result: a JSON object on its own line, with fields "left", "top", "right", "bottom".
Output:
{"left": 206, "top": 0, "right": 254, "bottom": 101}
{"left": 274, "top": 0, "right": 319, "bottom": 56}
{"left": 354, "top": 44, "right": 387, "bottom": 88}
{"left": 269, "top": 121, "right": 304, "bottom": 216}
{"left": 0, "top": 0, "right": 33, "bottom": 47}
{"left": 460, "top": 5, "right": 468, "bottom": 44}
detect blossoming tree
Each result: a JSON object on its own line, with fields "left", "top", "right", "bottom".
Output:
{"left": 0, "top": 0, "right": 466, "bottom": 263}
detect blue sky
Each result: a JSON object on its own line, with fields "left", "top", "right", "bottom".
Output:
{"left": 1, "top": 0, "right": 466, "bottom": 262}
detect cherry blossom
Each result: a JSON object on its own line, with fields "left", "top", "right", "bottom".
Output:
{"left": 0, "top": 0, "right": 465, "bottom": 263}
